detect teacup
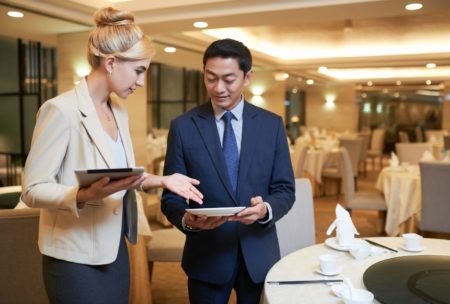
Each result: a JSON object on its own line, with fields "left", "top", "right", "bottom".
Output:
{"left": 319, "top": 254, "right": 339, "bottom": 274}
{"left": 349, "top": 240, "right": 371, "bottom": 260}
{"left": 341, "top": 288, "right": 374, "bottom": 304}
{"left": 402, "top": 233, "right": 423, "bottom": 250}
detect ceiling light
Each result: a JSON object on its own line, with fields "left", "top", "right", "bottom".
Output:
{"left": 318, "top": 66, "right": 328, "bottom": 72}
{"left": 426, "top": 63, "right": 436, "bottom": 69}
{"left": 367, "top": 81, "right": 373, "bottom": 86}
{"left": 425, "top": 80, "right": 432, "bottom": 85}
{"left": 193, "top": 21, "right": 208, "bottom": 29}
{"left": 396, "top": 80, "right": 402, "bottom": 86}
{"left": 274, "top": 72, "right": 289, "bottom": 81}
{"left": 306, "top": 79, "right": 314, "bottom": 85}
{"left": 405, "top": 3, "right": 423, "bottom": 11}
{"left": 164, "top": 47, "right": 176, "bottom": 53}
{"left": 7, "top": 11, "right": 24, "bottom": 18}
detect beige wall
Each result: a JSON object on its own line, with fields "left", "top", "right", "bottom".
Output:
{"left": 57, "top": 31, "right": 148, "bottom": 166}
{"left": 305, "top": 83, "right": 358, "bottom": 132}
{"left": 244, "top": 70, "right": 286, "bottom": 120}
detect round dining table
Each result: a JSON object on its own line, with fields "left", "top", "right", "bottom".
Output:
{"left": 263, "top": 237, "right": 450, "bottom": 304}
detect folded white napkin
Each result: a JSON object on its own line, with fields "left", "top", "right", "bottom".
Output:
{"left": 326, "top": 204, "right": 359, "bottom": 247}
{"left": 390, "top": 152, "right": 399, "bottom": 168}
{"left": 421, "top": 150, "right": 435, "bottom": 161}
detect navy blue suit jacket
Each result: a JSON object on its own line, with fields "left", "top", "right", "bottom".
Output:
{"left": 161, "top": 101, "right": 295, "bottom": 284}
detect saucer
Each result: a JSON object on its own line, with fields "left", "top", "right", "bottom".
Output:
{"left": 401, "top": 245, "right": 426, "bottom": 252}
{"left": 331, "top": 284, "right": 347, "bottom": 298}
{"left": 324, "top": 237, "right": 352, "bottom": 251}
{"left": 314, "top": 266, "right": 342, "bottom": 276}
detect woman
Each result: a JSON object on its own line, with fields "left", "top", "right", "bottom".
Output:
{"left": 22, "top": 7, "right": 202, "bottom": 303}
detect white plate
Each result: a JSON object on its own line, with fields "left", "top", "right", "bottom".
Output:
{"left": 185, "top": 207, "right": 246, "bottom": 217}
{"left": 401, "top": 245, "right": 426, "bottom": 252}
{"left": 324, "top": 237, "right": 352, "bottom": 251}
{"left": 314, "top": 266, "right": 342, "bottom": 276}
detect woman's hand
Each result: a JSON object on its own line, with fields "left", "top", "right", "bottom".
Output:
{"left": 162, "top": 173, "right": 203, "bottom": 204}
{"left": 77, "top": 174, "right": 145, "bottom": 203}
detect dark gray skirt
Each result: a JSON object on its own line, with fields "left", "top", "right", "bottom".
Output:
{"left": 42, "top": 213, "right": 130, "bottom": 304}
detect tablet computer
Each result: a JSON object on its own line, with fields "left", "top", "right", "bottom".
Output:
{"left": 75, "top": 167, "right": 144, "bottom": 187}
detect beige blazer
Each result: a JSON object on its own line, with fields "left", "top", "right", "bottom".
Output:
{"left": 22, "top": 78, "right": 137, "bottom": 265}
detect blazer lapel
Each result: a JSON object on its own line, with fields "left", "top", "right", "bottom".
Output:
{"left": 75, "top": 79, "right": 116, "bottom": 168}
{"left": 192, "top": 103, "right": 237, "bottom": 203}
{"left": 237, "top": 102, "right": 259, "bottom": 196}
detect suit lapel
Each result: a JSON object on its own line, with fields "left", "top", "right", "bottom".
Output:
{"left": 237, "top": 102, "right": 259, "bottom": 195}
{"left": 192, "top": 103, "right": 237, "bottom": 203}
{"left": 75, "top": 79, "right": 116, "bottom": 168}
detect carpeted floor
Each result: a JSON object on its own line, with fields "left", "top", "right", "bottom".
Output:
{"left": 145, "top": 162, "right": 385, "bottom": 304}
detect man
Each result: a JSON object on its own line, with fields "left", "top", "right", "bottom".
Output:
{"left": 161, "top": 38, "right": 295, "bottom": 303}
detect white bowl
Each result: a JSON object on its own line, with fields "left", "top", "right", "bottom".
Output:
{"left": 341, "top": 288, "right": 374, "bottom": 304}
{"left": 349, "top": 240, "right": 371, "bottom": 260}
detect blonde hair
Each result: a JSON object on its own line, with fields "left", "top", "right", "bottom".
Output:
{"left": 87, "top": 7, "right": 155, "bottom": 68}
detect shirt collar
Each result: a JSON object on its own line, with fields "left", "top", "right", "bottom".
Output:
{"left": 212, "top": 96, "right": 244, "bottom": 121}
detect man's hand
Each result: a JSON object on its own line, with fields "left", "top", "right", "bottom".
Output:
{"left": 227, "top": 196, "right": 268, "bottom": 225}
{"left": 183, "top": 212, "right": 228, "bottom": 230}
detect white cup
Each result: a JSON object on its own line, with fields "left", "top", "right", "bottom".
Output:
{"left": 319, "top": 254, "right": 339, "bottom": 274}
{"left": 402, "top": 233, "right": 423, "bottom": 250}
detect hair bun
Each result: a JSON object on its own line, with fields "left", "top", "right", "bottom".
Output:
{"left": 94, "top": 7, "right": 134, "bottom": 27}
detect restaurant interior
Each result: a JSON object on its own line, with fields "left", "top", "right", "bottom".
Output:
{"left": 0, "top": 0, "right": 450, "bottom": 303}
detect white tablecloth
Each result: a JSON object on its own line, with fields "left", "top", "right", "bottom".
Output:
{"left": 375, "top": 166, "right": 421, "bottom": 236}
{"left": 263, "top": 237, "right": 450, "bottom": 304}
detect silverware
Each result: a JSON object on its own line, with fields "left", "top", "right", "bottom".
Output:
{"left": 364, "top": 239, "right": 398, "bottom": 253}
{"left": 267, "top": 279, "right": 343, "bottom": 285}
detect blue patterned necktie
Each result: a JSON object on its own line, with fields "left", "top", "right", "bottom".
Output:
{"left": 222, "top": 111, "right": 239, "bottom": 194}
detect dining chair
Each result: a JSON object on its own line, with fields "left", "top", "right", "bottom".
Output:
{"left": 340, "top": 149, "right": 387, "bottom": 233}
{"left": 276, "top": 178, "right": 315, "bottom": 258}
{"left": 398, "top": 131, "right": 410, "bottom": 143}
{"left": 0, "top": 208, "right": 49, "bottom": 303}
{"left": 358, "top": 132, "right": 370, "bottom": 176}
{"left": 366, "top": 128, "right": 386, "bottom": 170}
{"left": 415, "top": 126, "right": 424, "bottom": 142}
{"left": 147, "top": 227, "right": 185, "bottom": 281}
{"left": 339, "top": 138, "right": 363, "bottom": 190}
{"left": 444, "top": 135, "right": 450, "bottom": 150}
{"left": 292, "top": 144, "right": 308, "bottom": 178}
{"left": 395, "top": 143, "right": 432, "bottom": 165}
{"left": 419, "top": 161, "right": 450, "bottom": 235}
{"left": 321, "top": 148, "right": 346, "bottom": 199}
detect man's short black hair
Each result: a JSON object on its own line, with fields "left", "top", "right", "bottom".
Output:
{"left": 203, "top": 38, "right": 252, "bottom": 74}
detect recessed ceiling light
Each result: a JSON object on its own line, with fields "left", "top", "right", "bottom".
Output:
{"left": 396, "top": 80, "right": 402, "bottom": 86}
{"left": 425, "top": 80, "right": 432, "bottom": 85}
{"left": 426, "top": 63, "right": 436, "bottom": 69}
{"left": 193, "top": 21, "right": 208, "bottom": 29}
{"left": 367, "top": 81, "right": 373, "bottom": 86}
{"left": 7, "top": 11, "right": 24, "bottom": 18}
{"left": 405, "top": 3, "right": 423, "bottom": 11}
{"left": 318, "top": 66, "right": 328, "bottom": 72}
{"left": 164, "top": 47, "right": 176, "bottom": 53}
{"left": 306, "top": 79, "right": 314, "bottom": 85}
